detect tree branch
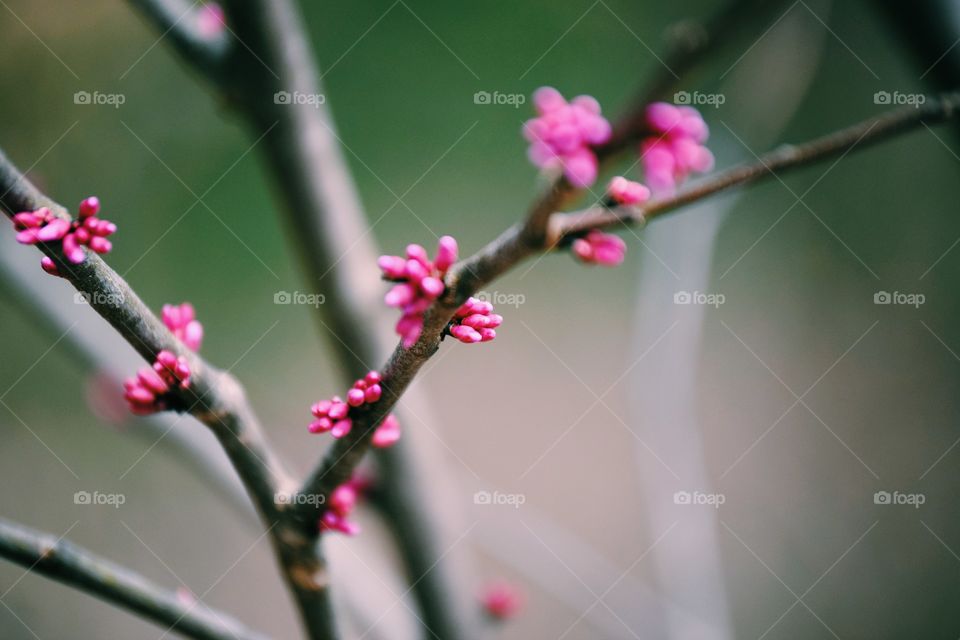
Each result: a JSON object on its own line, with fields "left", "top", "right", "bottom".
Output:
{"left": 295, "top": 89, "right": 960, "bottom": 519}
{"left": 0, "top": 517, "right": 269, "bottom": 640}
{"left": 0, "top": 151, "right": 340, "bottom": 638}
{"left": 126, "top": 0, "right": 230, "bottom": 81}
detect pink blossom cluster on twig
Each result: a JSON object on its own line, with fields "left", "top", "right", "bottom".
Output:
{"left": 320, "top": 476, "right": 370, "bottom": 536}
{"left": 523, "top": 87, "right": 612, "bottom": 188}
{"left": 446, "top": 297, "right": 502, "bottom": 343}
{"left": 12, "top": 197, "right": 116, "bottom": 276}
{"left": 379, "top": 236, "right": 458, "bottom": 348}
{"left": 641, "top": 102, "right": 714, "bottom": 195}
{"left": 309, "top": 370, "right": 401, "bottom": 447}
{"left": 123, "top": 303, "right": 202, "bottom": 415}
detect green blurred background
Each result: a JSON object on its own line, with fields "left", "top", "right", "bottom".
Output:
{"left": 2, "top": 0, "right": 960, "bottom": 638}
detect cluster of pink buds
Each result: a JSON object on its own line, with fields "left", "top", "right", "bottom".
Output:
{"left": 12, "top": 197, "right": 116, "bottom": 276}
{"left": 565, "top": 175, "right": 644, "bottom": 268}
{"left": 640, "top": 102, "right": 713, "bottom": 195}
{"left": 123, "top": 350, "right": 191, "bottom": 415}
{"left": 379, "top": 236, "right": 458, "bottom": 348}
{"left": 123, "top": 302, "right": 204, "bottom": 415}
{"left": 162, "top": 303, "right": 204, "bottom": 351}
{"left": 571, "top": 231, "right": 627, "bottom": 267}
{"left": 447, "top": 297, "right": 501, "bottom": 343}
{"left": 309, "top": 371, "right": 402, "bottom": 447}
{"left": 480, "top": 581, "right": 525, "bottom": 620}
{"left": 523, "top": 87, "right": 612, "bottom": 188}
{"left": 320, "top": 476, "right": 367, "bottom": 536}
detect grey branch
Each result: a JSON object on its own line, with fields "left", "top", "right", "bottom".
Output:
{"left": 0, "top": 517, "right": 269, "bottom": 640}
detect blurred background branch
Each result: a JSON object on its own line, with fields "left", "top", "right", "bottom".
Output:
{"left": 0, "top": 517, "right": 270, "bottom": 640}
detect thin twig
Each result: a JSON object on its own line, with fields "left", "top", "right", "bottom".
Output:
{"left": 0, "top": 517, "right": 269, "bottom": 640}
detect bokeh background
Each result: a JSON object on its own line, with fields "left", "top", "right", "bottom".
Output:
{"left": 2, "top": 0, "right": 959, "bottom": 638}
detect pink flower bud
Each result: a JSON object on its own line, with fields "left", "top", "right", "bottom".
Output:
{"left": 182, "top": 321, "right": 203, "bottom": 352}
{"left": 607, "top": 176, "right": 651, "bottom": 206}
{"left": 40, "top": 256, "right": 61, "bottom": 277}
{"left": 125, "top": 386, "right": 156, "bottom": 405}
{"left": 385, "top": 283, "right": 416, "bottom": 308}
{"left": 62, "top": 233, "right": 85, "bottom": 263}
{"left": 88, "top": 237, "right": 112, "bottom": 254}
{"left": 12, "top": 212, "right": 41, "bottom": 229}
{"left": 450, "top": 324, "right": 482, "bottom": 343}
{"left": 533, "top": 86, "right": 565, "bottom": 114}
{"left": 328, "top": 401, "right": 349, "bottom": 420}
{"left": 364, "top": 384, "right": 382, "bottom": 403}
{"left": 481, "top": 582, "right": 524, "bottom": 620}
{"left": 646, "top": 102, "right": 682, "bottom": 132}
{"left": 561, "top": 148, "right": 598, "bottom": 189}
{"left": 365, "top": 371, "right": 381, "bottom": 385}
{"left": 78, "top": 197, "right": 100, "bottom": 218}
{"left": 346, "top": 388, "right": 365, "bottom": 407}
{"left": 372, "top": 414, "right": 401, "bottom": 448}
{"left": 378, "top": 255, "right": 407, "bottom": 279}
{"left": 311, "top": 400, "right": 332, "bottom": 417}
{"left": 197, "top": 2, "right": 226, "bottom": 38}
{"left": 404, "top": 259, "right": 427, "bottom": 281}
{"left": 137, "top": 367, "right": 170, "bottom": 395}
{"left": 331, "top": 419, "right": 353, "bottom": 439}
{"left": 329, "top": 484, "right": 357, "bottom": 516}
{"left": 419, "top": 276, "right": 445, "bottom": 299}
{"left": 434, "top": 235, "right": 458, "bottom": 272}
{"left": 406, "top": 244, "right": 430, "bottom": 266}
{"left": 15, "top": 228, "right": 40, "bottom": 244}
{"left": 308, "top": 418, "right": 332, "bottom": 434}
